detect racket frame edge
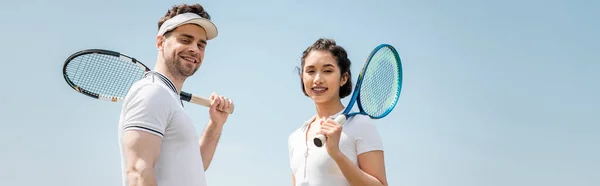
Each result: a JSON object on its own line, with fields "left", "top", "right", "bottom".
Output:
{"left": 356, "top": 44, "right": 403, "bottom": 119}
{"left": 62, "top": 49, "right": 149, "bottom": 102}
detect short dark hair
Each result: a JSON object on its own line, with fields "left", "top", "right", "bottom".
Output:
{"left": 297, "top": 38, "right": 353, "bottom": 98}
{"left": 158, "top": 4, "right": 211, "bottom": 35}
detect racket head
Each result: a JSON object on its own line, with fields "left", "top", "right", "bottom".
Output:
{"left": 354, "top": 44, "right": 403, "bottom": 119}
{"left": 62, "top": 49, "right": 149, "bottom": 102}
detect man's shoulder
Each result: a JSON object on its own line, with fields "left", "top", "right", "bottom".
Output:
{"left": 128, "top": 75, "right": 161, "bottom": 92}
{"left": 123, "top": 77, "right": 174, "bottom": 105}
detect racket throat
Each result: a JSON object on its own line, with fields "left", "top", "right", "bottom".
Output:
{"left": 333, "top": 114, "right": 347, "bottom": 125}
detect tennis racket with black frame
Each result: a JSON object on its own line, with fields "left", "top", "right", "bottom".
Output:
{"left": 313, "top": 44, "right": 402, "bottom": 147}
{"left": 62, "top": 49, "right": 234, "bottom": 114}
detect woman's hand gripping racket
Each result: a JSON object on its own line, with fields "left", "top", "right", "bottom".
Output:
{"left": 313, "top": 44, "right": 402, "bottom": 147}
{"left": 62, "top": 49, "right": 235, "bottom": 114}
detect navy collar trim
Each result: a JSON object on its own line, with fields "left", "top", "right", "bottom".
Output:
{"left": 144, "top": 71, "right": 183, "bottom": 107}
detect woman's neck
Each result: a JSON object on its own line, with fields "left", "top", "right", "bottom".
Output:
{"left": 314, "top": 98, "right": 345, "bottom": 120}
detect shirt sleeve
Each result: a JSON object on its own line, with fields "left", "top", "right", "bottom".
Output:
{"left": 351, "top": 115, "right": 384, "bottom": 155}
{"left": 288, "top": 132, "right": 295, "bottom": 161}
{"left": 121, "top": 83, "right": 173, "bottom": 138}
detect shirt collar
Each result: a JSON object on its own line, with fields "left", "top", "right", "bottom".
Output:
{"left": 144, "top": 71, "right": 183, "bottom": 107}
{"left": 301, "top": 108, "right": 346, "bottom": 130}
{"left": 145, "top": 71, "right": 178, "bottom": 94}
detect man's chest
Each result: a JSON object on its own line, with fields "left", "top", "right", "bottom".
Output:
{"left": 163, "top": 110, "right": 199, "bottom": 141}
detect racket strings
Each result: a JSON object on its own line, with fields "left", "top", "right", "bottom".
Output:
{"left": 359, "top": 46, "right": 401, "bottom": 118}
{"left": 65, "top": 54, "right": 145, "bottom": 99}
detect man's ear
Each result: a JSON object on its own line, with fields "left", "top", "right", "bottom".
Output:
{"left": 156, "top": 35, "right": 165, "bottom": 51}
{"left": 340, "top": 72, "right": 348, "bottom": 87}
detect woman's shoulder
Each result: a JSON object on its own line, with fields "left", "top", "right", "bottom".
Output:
{"left": 346, "top": 114, "right": 374, "bottom": 127}
{"left": 344, "top": 114, "right": 384, "bottom": 153}
{"left": 288, "top": 115, "right": 317, "bottom": 137}
{"left": 343, "top": 114, "right": 379, "bottom": 135}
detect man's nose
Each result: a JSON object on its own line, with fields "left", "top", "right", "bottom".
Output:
{"left": 187, "top": 46, "right": 199, "bottom": 55}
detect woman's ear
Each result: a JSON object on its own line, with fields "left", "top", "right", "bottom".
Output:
{"left": 340, "top": 72, "right": 348, "bottom": 87}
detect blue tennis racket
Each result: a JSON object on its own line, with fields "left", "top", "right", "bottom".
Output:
{"left": 313, "top": 44, "right": 403, "bottom": 147}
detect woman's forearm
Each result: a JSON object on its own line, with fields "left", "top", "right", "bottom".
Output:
{"left": 331, "top": 152, "right": 386, "bottom": 186}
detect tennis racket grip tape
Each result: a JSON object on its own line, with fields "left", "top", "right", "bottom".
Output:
{"left": 181, "top": 92, "right": 235, "bottom": 114}
{"left": 313, "top": 114, "right": 347, "bottom": 147}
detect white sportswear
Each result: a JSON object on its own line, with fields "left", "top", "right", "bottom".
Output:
{"left": 288, "top": 110, "right": 384, "bottom": 186}
{"left": 118, "top": 71, "right": 207, "bottom": 186}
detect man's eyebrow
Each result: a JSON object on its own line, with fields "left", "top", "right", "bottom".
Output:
{"left": 180, "top": 34, "right": 194, "bottom": 39}
{"left": 180, "top": 33, "right": 207, "bottom": 45}
{"left": 181, "top": 34, "right": 206, "bottom": 45}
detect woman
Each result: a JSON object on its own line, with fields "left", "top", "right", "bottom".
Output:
{"left": 288, "top": 38, "right": 388, "bottom": 186}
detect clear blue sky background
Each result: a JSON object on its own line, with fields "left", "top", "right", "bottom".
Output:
{"left": 0, "top": 0, "right": 598, "bottom": 185}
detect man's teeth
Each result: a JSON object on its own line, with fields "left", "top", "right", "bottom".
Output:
{"left": 183, "top": 57, "right": 195, "bottom": 63}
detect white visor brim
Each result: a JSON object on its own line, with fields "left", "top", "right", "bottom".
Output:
{"left": 157, "top": 12, "right": 218, "bottom": 40}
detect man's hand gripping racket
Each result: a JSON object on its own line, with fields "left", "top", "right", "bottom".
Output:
{"left": 313, "top": 44, "right": 402, "bottom": 147}
{"left": 62, "top": 49, "right": 234, "bottom": 114}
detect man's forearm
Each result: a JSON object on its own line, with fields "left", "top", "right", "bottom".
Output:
{"left": 199, "top": 120, "right": 224, "bottom": 170}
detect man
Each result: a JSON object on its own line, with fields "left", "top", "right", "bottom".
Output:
{"left": 117, "top": 3, "right": 233, "bottom": 186}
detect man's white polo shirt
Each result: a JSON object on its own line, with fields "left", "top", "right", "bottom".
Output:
{"left": 288, "top": 110, "right": 384, "bottom": 186}
{"left": 118, "top": 71, "right": 207, "bottom": 186}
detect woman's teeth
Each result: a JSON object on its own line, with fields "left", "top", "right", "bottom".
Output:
{"left": 312, "top": 87, "right": 327, "bottom": 93}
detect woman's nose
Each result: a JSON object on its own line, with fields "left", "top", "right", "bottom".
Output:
{"left": 314, "top": 73, "right": 324, "bottom": 84}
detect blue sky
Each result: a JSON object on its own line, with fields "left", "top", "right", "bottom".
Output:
{"left": 0, "top": 0, "right": 598, "bottom": 185}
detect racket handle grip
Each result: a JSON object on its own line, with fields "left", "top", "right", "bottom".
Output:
{"left": 182, "top": 92, "right": 235, "bottom": 114}
{"left": 313, "top": 134, "right": 326, "bottom": 147}
{"left": 313, "top": 115, "right": 347, "bottom": 147}
{"left": 191, "top": 96, "right": 235, "bottom": 114}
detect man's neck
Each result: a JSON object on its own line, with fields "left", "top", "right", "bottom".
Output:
{"left": 154, "top": 65, "right": 185, "bottom": 94}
